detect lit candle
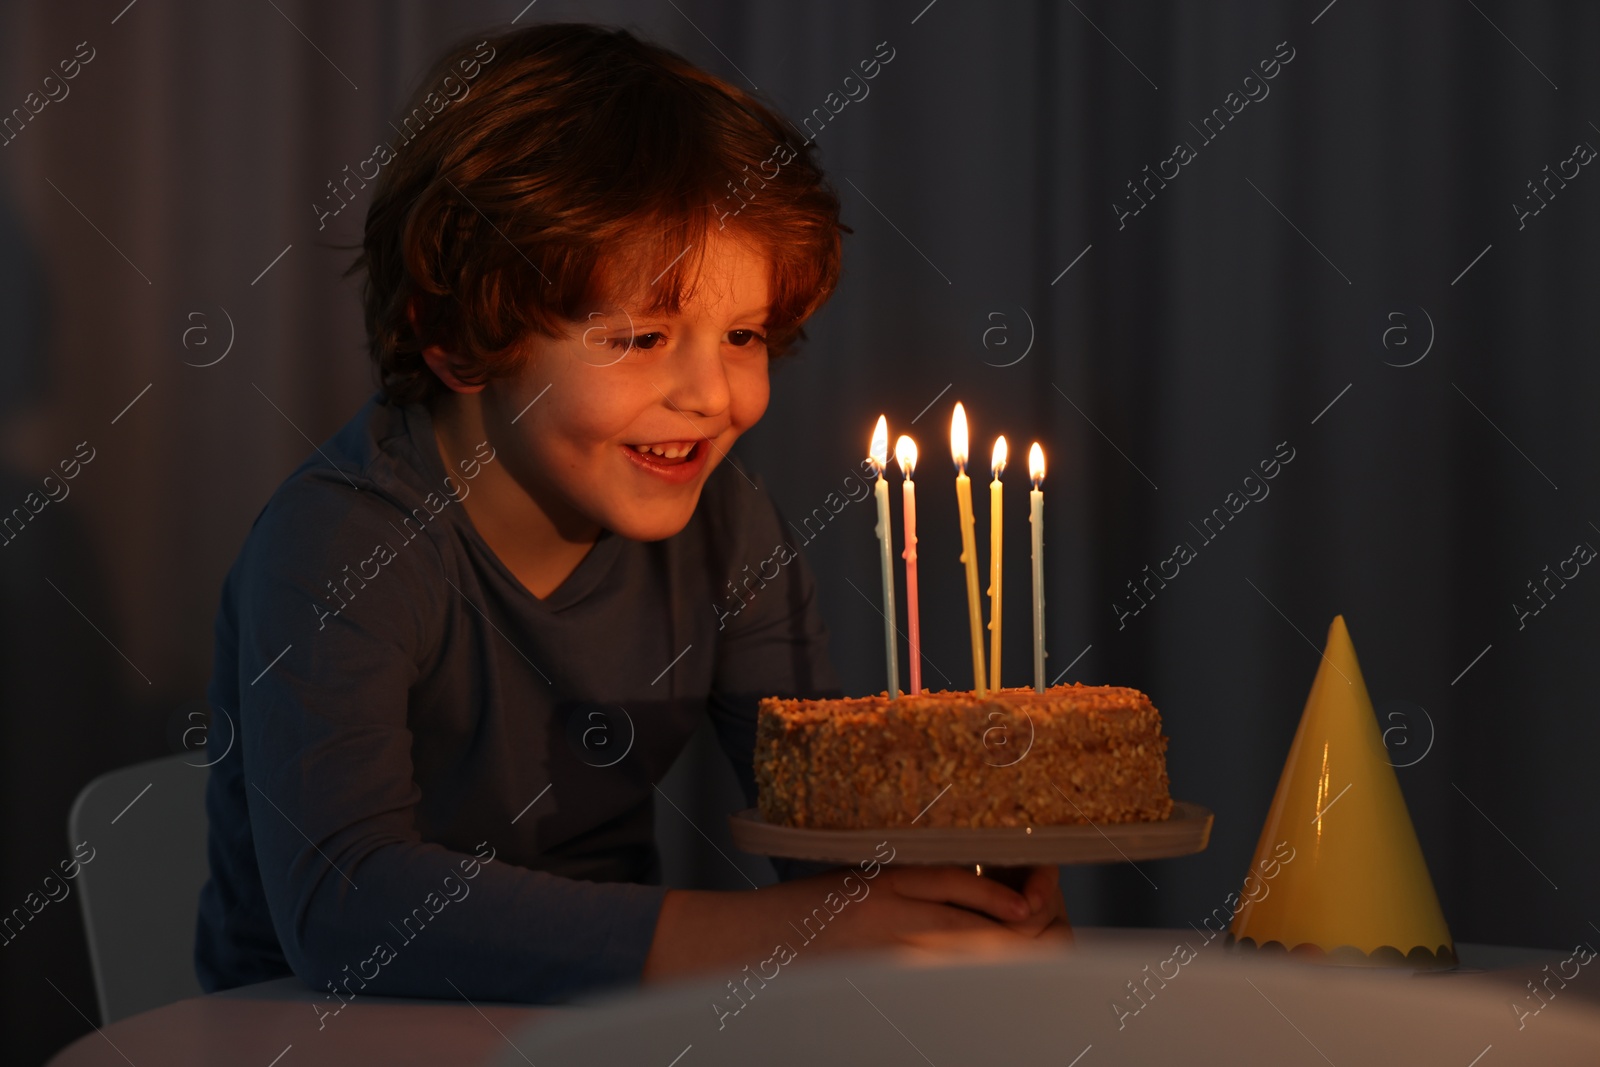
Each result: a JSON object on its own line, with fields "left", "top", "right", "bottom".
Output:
{"left": 1029, "top": 442, "right": 1046, "bottom": 693}
{"left": 989, "top": 436, "right": 1007, "bottom": 692}
{"left": 869, "top": 416, "right": 899, "bottom": 699}
{"left": 951, "top": 403, "right": 987, "bottom": 695}
{"left": 896, "top": 435, "right": 921, "bottom": 696}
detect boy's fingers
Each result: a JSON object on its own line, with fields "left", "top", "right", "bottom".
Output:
{"left": 1000, "top": 903, "right": 1064, "bottom": 938}
{"left": 1021, "top": 864, "right": 1059, "bottom": 913}
{"left": 904, "top": 897, "right": 1015, "bottom": 933}
{"left": 888, "top": 865, "right": 1032, "bottom": 922}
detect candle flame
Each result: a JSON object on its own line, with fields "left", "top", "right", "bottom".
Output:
{"left": 991, "top": 435, "right": 1008, "bottom": 479}
{"left": 950, "top": 402, "right": 969, "bottom": 471}
{"left": 869, "top": 415, "right": 889, "bottom": 473}
{"left": 895, "top": 434, "right": 918, "bottom": 478}
{"left": 1029, "top": 441, "right": 1045, "bottom": 488}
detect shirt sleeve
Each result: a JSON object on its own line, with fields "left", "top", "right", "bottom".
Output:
{"left": 703, "top": 474, "right": 843, "bottom": 881}
{"left": 231, "top": 473, "right": 666, "bottom": 1006}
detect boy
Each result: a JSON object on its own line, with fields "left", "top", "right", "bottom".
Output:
{"left": 196, "top": 23, "right": 1067, "bottom": 1007}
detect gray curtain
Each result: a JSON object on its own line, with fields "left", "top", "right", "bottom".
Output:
{"left": 2, "top": 1, "right": 1595, "bottom": 1061}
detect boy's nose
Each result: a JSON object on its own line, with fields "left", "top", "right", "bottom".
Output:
{"left": 660, "top": 335, "right": 731, "bottom": 420}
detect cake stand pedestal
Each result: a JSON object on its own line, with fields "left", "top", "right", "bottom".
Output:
{"left": 729, "top": 801, "right": 1213, "bottom": 891}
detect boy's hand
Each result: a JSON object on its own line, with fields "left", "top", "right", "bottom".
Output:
{"left": 780, "top": 863, "right": 1072, "bottom": 954}
{"left": 894, "top": 864, "right": 1072, "bottom": 941}
{"left": 998, "top": 864, "right": 1073, "bottom": 940}
{"left": 642, "top": 864, "right": 1071, "bottom": 983}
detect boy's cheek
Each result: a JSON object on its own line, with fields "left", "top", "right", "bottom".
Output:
{"left": 727, "top": 359, "right": 772, "bottom": 432}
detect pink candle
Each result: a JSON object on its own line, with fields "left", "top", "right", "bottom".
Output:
{"left": 896, "top": 435, "right": 921, "bottom": 695}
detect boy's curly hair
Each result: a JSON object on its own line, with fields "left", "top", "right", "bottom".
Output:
{"left": 349, "top": 23, "right": 844, "bottom": 405}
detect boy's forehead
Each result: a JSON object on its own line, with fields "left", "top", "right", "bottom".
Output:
{"left": 594, "top": 233, "right": 772, "bottom": 317}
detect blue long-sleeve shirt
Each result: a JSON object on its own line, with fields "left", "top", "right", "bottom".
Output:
{"left": 194, "top": 395, "right": 838, "bottom": 1004}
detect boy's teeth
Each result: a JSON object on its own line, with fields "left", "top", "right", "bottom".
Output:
{"left": 633, "top": 442, "right": 692, "bottom": 459}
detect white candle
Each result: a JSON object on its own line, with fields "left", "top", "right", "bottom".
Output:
{"left": 870, "top": 416, "right": 899, "bottom": 699}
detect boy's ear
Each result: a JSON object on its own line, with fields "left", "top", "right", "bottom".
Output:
{"left": 407, "top": 296, "right": 486, "bottom": 395}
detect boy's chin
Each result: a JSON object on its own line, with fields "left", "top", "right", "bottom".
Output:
{"left": 603, "top": 501, "right": 700, "bottom": 543}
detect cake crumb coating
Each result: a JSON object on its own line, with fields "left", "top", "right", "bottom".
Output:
{"left": 755, "top": 683, "right": 1174, "bottom": 829}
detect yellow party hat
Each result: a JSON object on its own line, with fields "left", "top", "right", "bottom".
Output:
{"left": 1230, "top": 615, "right": 1455, "bottom": 968}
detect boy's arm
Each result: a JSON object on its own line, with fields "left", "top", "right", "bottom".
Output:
{"left": 233, "top": 480, "right": 665, "bottom": 1004}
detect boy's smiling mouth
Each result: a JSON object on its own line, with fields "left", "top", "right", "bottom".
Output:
{"left": 629, "top": 440, "right": 698, "bottom": 460}
{"left": 622, "top": 438, "right": 711, "bottom": 483}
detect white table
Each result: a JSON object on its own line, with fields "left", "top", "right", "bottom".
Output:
{"left": 48, "top": 929, "right": 1598, "bottom": 1065}
{"left": 46, "top": 974, "right": 561, "bottom": 1067}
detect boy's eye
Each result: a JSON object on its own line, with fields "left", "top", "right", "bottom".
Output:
{"left": 610, "top": 332, "right": 665, "bottom": 351}
{"left": 727, "top": 329, "right": 767, "bottom": 348}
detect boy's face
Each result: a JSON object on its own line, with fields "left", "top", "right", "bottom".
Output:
{"left": 480, "top": 235, "right": 773, "bottom": 543}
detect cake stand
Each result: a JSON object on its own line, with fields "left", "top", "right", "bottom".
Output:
{"left": 729, "top": 801, "right": 1213, "bottom": 891}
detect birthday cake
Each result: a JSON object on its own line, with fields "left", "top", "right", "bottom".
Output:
{"left": 755, "top": 683, "right": 1173, "bottom": 829}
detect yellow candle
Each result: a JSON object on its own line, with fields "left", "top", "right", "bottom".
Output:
{"left": 1029, "top": 442, "right": 1045, "bottom": 693}
{"left": 870, "top": 416, "right": 899, "bottom": 699}
{"left": 989, "top": 436, "right": 1007, "bottom": 692}
{"left": 952, "top": 403, "right": 987, "bottom": 695}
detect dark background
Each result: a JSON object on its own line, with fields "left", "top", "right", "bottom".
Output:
{"left": 3, "top": 1, "right": 1596, "bottom": 1062}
